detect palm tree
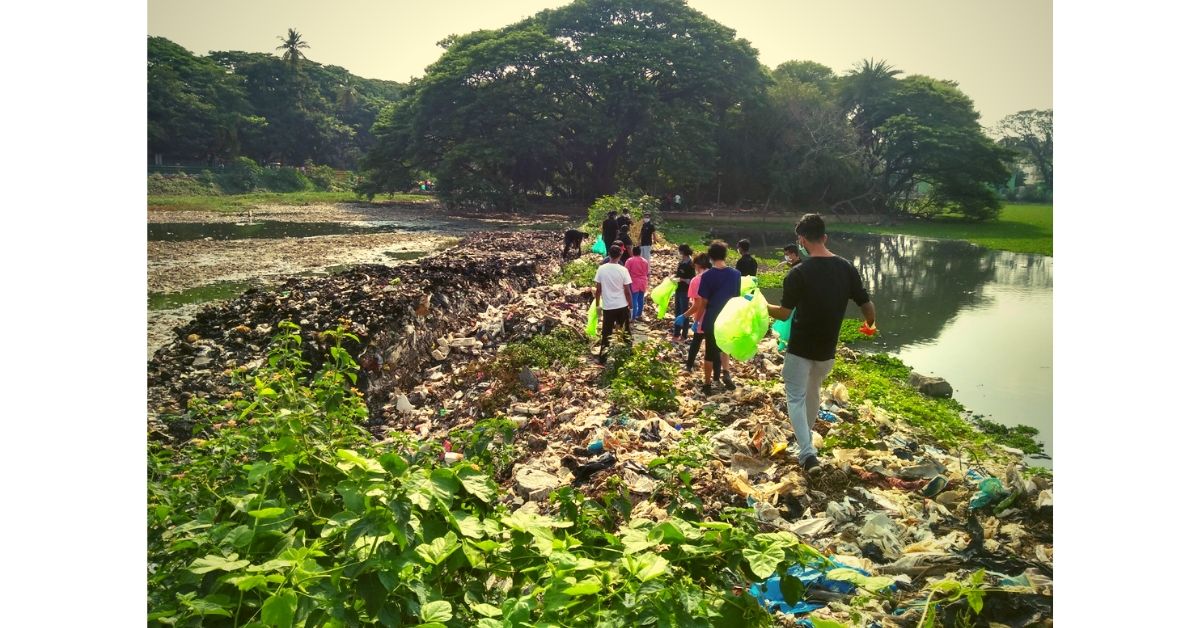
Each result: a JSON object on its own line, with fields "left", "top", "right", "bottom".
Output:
{"left": 276, "top": 28, "right": 310, "bottom": 69}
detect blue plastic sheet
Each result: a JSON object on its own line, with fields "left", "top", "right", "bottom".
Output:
{"left": 749, "top": 560, "right": 871, "bottom": 617}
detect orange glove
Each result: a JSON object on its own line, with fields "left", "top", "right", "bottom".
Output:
{"left": 859, "top": 322, "right": 877, "bottom": 336}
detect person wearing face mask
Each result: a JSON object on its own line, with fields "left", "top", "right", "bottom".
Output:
{"left": 764, "top": 214, "right": 876, "bottom": 475}
{"left": 782, "top": 243, "right": 805, "bottom": 267}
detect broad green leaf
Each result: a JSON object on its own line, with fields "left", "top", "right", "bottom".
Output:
{"left": 378, "top": 452, "right": 409, "bottom": 476}
{"left": 697, "top": 521, "right": 733, "bottom": 531}
{"left": 188, "top": 554, "right": 250, "bottom": 574}
{"left": 415, "top": 531, "right": 460, "bottom": 565}
{"left": 780, "top": 573, "right": 805, "bottom": 606}
{"left": 429, "top": 468, "right": 460, "bottom": 503}
{"left": 477, "top": 621, "right": 503, "bottom": 628}
{"left": 470, "top": 602, "right": 503, "bottom": 617}
{"left": 620, "top": 527, "right": 656, "bottom": 554}
{"left": 743, "top": 546, "right": 786, "bottom": 579}
{"left": 755, "top": 532, "right": 799, "bottom": 548}
{"left": 502, "top": 510, "right": 573, "bottom": 532}
{"left": 248, "top": 507, "right": 285, "bottom": 519}
{"left": 967, "top": 590, "right": 984, "bottom": 614}
{"left": 563, "top": 577, "right": 604, "bottom": 596}
{"left": 456, "top": 466, "right": 497, "bottom": 502}
{"left": 811, "top": 618, "right": 849, "bottom": 628}
{"left": 261, "top": 589, "right": 297, "bottom": 627}
{"left": 420, "top": 600, "right": 453, "bottom": 622}
{"left": 653, "top": 521, "right": 686, "bottom": 544}
{"left": 623, "top": 553, "right": 670, "bottom": 582}
{"left": 246, "top": 559, "right": 292, "bottom": 573}
{"left": 826, "top": 568, "right": 894, "bottom": 593}
{"left": 336, "top": 449, "right": 385, "bottom": 473}
{"left": 451, "top": 511, "right": 485, "bottom": 539}
{"left": 227, "top": 574, "right": 268, "bottom": 591}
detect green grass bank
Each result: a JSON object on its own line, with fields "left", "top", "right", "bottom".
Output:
{"left": 148, "top": 190, "right": 435, "bottom": 213}
{"left": 664, "top": 203, "right": 1053, "bottom": 257}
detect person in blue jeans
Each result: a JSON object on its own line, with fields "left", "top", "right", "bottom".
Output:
{"left": 765, "top": 214, "right": 876, "bottom": 474}
{"left": 694, "top": 240, "right": 741, "bottom": 394}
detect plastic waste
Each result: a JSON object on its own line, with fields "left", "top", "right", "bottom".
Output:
{"left": 749, "top": 558, "right": 882, "bottom": 617}
{"left": 969, "top": 477, "right": 1009, "bottom": 510}
{"left": 650, "top": 276, "right": 677, "bottom": 319}
{"left": 817, "top": 410, "right": 839, "bottom": 422}
{"left": 859, "top": 321, "right": 877, "bottom": 336}
{"left": 713, "top": 289, "right": 771, "bottom": 361}
{"left": 830, "top": 382, "right": 850, "bottom": 406}
{"left": 586, "top": 439, "right": 605, "bottom": 454}
{"left": 740, "top": 275, "right": 759, "bottom": 297}
{"left": 585, "top": 300, "right": 599, "bottom": 338}
{"left": 591, "top": 236, "right": 607, "bottom": 255}
{"left": 674, "top": 314, "right": 687, "bottom": 327}
{"left": 771, "top": 311, "right": 793, "bottom": 351}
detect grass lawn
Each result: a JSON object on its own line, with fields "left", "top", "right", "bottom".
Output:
{"left": 663, "top": 203, "right": 1053, "bottom": 257}
{"left": 147, "top": 190, "right": 435, "bottom": 213}
{"left": 834, "top": 203, "right": 1053, "bottom": 256}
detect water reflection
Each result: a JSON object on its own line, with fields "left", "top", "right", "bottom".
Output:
{"left": 713, "top": 228, "right": 1053, "bottom": 461}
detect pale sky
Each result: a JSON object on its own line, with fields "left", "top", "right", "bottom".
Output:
{"left": 148, "top": 0, "right": 1051, "bottom": 127}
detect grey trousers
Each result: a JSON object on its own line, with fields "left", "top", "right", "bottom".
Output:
{"left": 782, "top": 353, "right": 835, "bottom": 461}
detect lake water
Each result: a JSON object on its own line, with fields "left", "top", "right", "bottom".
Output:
{"left": 148, "top": 218, "right": 567, "bottom": 242}
{"left": 713, "top": 229, "right": 1053, "bottom": 462}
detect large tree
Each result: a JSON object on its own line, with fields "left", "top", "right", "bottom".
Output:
{"left": 993, "top": 108, "right": 1052, "bottom": 190}
{"left": 276, "top": 28, "right": 310, "bottom": 69}
{"left": 359, "top": 0, "right": 766, "bottom": 207}
{"left": 148, "top": 37, "right": 253, "bottom": 162}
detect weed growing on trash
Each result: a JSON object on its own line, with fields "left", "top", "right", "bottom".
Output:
{"left": 555, "top": 258, "right": 600, "bottom": 287}
{"left": 149, "top": 324, "right": 838, "bottom": 626}
{"left": 972, "top": 418, "right": 1043, "bottom": 455}
{"left": 477, "top": 328, "right": 589, "bottom": 416}
{"left": 916, "top": 569, "right": 992, "bottom": 627}
{"left": 603, "top": 340, "right": 680, "bottom": 412}
{"left": 648, "top": 429, "right": 715, "bottom": 516}
{"left": 829, "top": 353, "right": 1044, "bottom": 457}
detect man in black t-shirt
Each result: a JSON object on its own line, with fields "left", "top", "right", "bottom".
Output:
{"left": 765, "top": 214, "right": 876, "bottom": 474}
{"left": 601, "top": 212, "right": 618, "bottom": 251}
{"left": 671, "top": 244, "right": 695, "bottom": 340}
{"left": 616, "top": 211, "right": 633, "bottom": 234}
{"left": 639, "top": 218, "right": 657, "bottom": 265}
{"left": 735, "top": 239, "right": 758, "bottom": 276}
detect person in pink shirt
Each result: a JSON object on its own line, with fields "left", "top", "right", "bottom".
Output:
{"left": 625, "top": 246, "right": 650, "bottom": 319}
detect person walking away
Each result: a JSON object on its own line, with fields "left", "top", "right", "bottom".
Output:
{"left": 765, "top": 214, "right": 875, "bottom": 474}
{"left": 616, "top": 225, "right": 634, "bottom": 265}
{"left": 616, "top": 210, "right": 633, "bottom": 234}
{"left": 593, "top": 246, "right": 634, "bottom": 364}
{"left": 625, "top": 246, "right": 650, "bottom": 320}
{"left": 671, "top": 244, "right": 695, "bottom": 341}
{"left": 782, "top": 243, "right": 804, "bottom": 267}
{"left": 695, "top": 241, "right": 741, "bottom": 393}
{"left": 563, "top": 229, "right": 588, "bottom": 258}
{"left": 682, "top": 253, "right": 711, "bottom": 370}
{"left": 735, "top": 239, "right": 758, "bottom": 277}
{"left": 602, "top": 211, "right": 619, "bottom": 251}
{"left": 639, "top": 216, "right": 657, "bottom": 266}
{"left": 674, "top": 193, "right": 682, "bottom": 210}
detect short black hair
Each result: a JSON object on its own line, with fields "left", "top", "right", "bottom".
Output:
{"left": 693, "top": 253, "right": 711, "bottom": 269}
{"left": 608, "top": 244, "right": 623, "bottom": 258}
{"left": 737, "top": 239, "right": 751, "bottom": 253}
{"left": 796, "top": 213, "right": 826, "bottom": 242}
{"left": 678, "top": 243, "right": 692, "bottom": 256}
{"left": 607, "top": 211, "right": 617, "bottom": 218}
{"left": 707, "top": 240, "right": 728, "bottom": 261}
{"left": 783, "top": 244, "right": 800, "bottom": 255}
{"left": 632, "top": 245, "right": 642, "bottom": 256}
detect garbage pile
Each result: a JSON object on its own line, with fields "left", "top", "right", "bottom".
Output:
{"left": 147, "top": 230, "right": 565, "bottom": 439}
{"left": 147, "top": 232, "right": 1053, "bottom": 625}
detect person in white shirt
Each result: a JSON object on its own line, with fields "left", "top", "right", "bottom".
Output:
{"left": 593, "top": 245, "right": 634, "bottom": 364}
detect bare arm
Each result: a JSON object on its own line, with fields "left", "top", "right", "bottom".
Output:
{"left": 859, "top": 301, "right": 876, "bottom": 327}
{"left": 684, "top": 296, "right": 704, "bottom": 320}
{"left": 594, "top": 282, "right": 602, "bottom": 304}
{"left": 766, "top": 304, "right": 793, "bottom": 321}
{"left": 624, "top": 284, "right": 633, "bottom": 310}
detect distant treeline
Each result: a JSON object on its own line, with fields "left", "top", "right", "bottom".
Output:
{"left": 148, "top": 0, "right": 1051, "bottom": 219}
{"left": 149, "top": 35, "right": 408, "bottom": 169}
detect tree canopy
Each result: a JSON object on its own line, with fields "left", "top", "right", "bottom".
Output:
{"left": 148, "top": 34, "right": 407, "bottom": 168}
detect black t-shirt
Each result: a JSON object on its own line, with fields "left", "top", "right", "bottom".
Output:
{"left": 639, "top": 221, "right": 656, "bottom": 246}
{"left": 617, "top": 233, "right": 634, "bottom": 263}
{"left": 736, "top": 254, "right": 758, "bottom": 277}
{"left": 602, "top": 218, "right": 618, "bottom": 245}
{"left": 674, "top": 257, "right": 695, "bottom": 290}
{"left": 780, "top": 256, "right": 870, "bottom": 361}
{"left": 616, "top": 216, "right": 632, "bottom": 232}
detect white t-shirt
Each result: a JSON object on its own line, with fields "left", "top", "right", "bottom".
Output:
{"left": 594, "top": 263, "right": 633, "bottom": 310}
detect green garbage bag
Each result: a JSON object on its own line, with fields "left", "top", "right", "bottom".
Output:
{"left": 772, "top": 310, "right": 793, "bottom": 351}
{"left": 650, "top": 275, "right": 677, "bottom": 319}
{"left": 714, "top": 290, "right": 770, "bottom": 361}
{"left": 740, "top": 275, "right": 758, "bottom": 297}
{"left": 585, "top": 300, "right": 599, "bottom": 339}
{"left": 591, "top": 236, "right": 608, "bottom": 255}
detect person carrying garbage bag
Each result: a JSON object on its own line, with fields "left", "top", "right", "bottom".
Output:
{"left": 694, "top": 240, "right": 742, "bottom": 394}
{"left": 593, "top": 244, "right": 634, "bottom": 364}
{"left": 764, "top": 214, "right": 876, "bottom": 475}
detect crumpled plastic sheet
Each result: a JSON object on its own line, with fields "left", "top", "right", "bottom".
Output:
{"left": 749, "top": 559, "right": 874, "bottom": 617}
